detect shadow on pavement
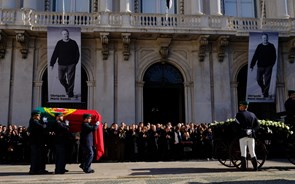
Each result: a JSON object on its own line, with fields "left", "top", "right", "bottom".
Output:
{"left": 187, "top": 180, "right": 295, "bottom": 184}
{"left": 131, "top": 167, "right": 236, "bottom": 175}
{"left": 131, "top": 165, "right": 295, "bottom": 176}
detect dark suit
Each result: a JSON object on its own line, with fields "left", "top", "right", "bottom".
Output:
{"left": 80, "top": 122, "right": 98, "bottom": 172}
{"left": 53, "top": 120, "right": 70, "bottom": 174}
{"left": 28, "top": 118, "right": 47, "bottom": 174}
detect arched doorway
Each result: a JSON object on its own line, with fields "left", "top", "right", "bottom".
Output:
{"left": 237, "top": 65, "right": 276, "bottom": 120}
{"left": 143, "top": 63, "right": 184, "bottom": 125}
{"left": 41, "top": 67, "right": 88, "bottom": 109}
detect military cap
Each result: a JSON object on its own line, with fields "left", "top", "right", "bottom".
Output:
{"left": 239, "top": 101, "right": 249, "bottom": 106}
{"left": 31, "top": 110, "right": 41, "bottom": 116}
{"left": 83, "top": 114, "right": 92, "bottom": 119}
{"left": 55, "top": 112, "right": 63, "bottom": 117}
{"left": 288, "top": 90, "right": 295, "bottom": 96}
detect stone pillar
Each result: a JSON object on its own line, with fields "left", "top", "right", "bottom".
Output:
{"left": 1, "top": 0, "right": 16, "bottom": 9}
{"left": 32, "top": 81, "right": 43, "bottom": 109}
{"left": 136, "top": 81, "right": 144, "bottom": 123}
{"left": 230, "top": 81, "right": 238, "bottom": 117}
{"left": 87, "top": 81, "right": 94, "bottom": 109}
{"left": 276, "top": 0, "right": 289, "bottom": 18}
{"left": 191, "top": 0, "right": 203, "bottom": 15}
{"left": 23, "top": 0, "right": 38, "bottom": 10}
{"left": 184, "top": 81, "right": 193, "bottom": 123}
{"left": 120, "top": 0, "right": 131, "bottom": 12}
{"left": 210, "top": 0, "right": 222, "bottom": 15}
{"left": 99, "top": 0, "right": 112, "bottom": 12}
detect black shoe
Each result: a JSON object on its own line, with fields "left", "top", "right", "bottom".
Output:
{"left": 29, "top": 171, "right": 39, "bottom": 175}
{"left": 84, "top": 169, "right": 95, "bottom": 173}
{"left": 55, "top": 171, "right": 65, "bottom": 174}
{"left": 39, "top": 170, "right": 51, "bottom": 174}
{"left": 64, "top": 169, "right": 69, "bottom": 172}
{"left": 79, "top": 164, "right": 84, "bottom": 171}
{"left": 68, "top": 92, "right": 74, "bottom": 98}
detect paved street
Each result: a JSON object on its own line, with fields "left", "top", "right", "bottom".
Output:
{"left": 0, "top": 159, "right": 295, "bottom": 184}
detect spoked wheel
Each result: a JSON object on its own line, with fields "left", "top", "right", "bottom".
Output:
{"left": 229, "top": 138, "right": 267, "bottom": 170}
{"left": 286, "top": 142, "right": 295, "bottom": 165}
{"left": 214, "top": 141, "right": 235, "bottom": 167}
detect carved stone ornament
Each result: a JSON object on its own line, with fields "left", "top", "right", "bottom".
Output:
{"left": 100, "top": 33, "right": 109, "bottom": 60}
{"left": 159, "top": 46, "right": 169, "bottom": 60}
{"left": 288, "top": 38, "right": 295, "bottom": 63}
{"left": 198, "top": 35, "right": 209, "bottom": 62}
{"left": 0, "top": 30, "right": 7, "bottom": 59}
{"left": 217, "top": 36, "right": 229, "bottom": 62}
{"left": 122, "top": 33, "right": 131, "bottom": 61}
{"left": 15, "top": 31, "right": 29, "bottom": 59}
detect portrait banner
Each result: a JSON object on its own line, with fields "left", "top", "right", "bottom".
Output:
{"left": 246, "top": 32, "right": 278, "bottom": 103}
{"left": 47, "top": 27, "right": 81, "bottom": 103}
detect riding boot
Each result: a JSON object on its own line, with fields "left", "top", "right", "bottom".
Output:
{"left": 241, "top": 156, "right": 246, "bottom": 171}
{"left": 251, "top": 157, "right": 258, "bottom": 171}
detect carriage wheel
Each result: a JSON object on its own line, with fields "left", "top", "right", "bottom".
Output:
{"left": 286, "top": 142, "right": 295, "bottom": 165}
{"left": 229, "top": 139, "right": 267, "bottom": 170}
{"left": 214, "top": 141, "right": 235, "bottom": 167}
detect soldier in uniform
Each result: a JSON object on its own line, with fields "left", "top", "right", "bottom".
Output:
{"left": 235, "top": 101, "right": 260, "bottom": 171}
{"left": 284, "top": 90, "right": 295, "bottom": 127}
{"left": 28, "top": 110, "right": 49, "bottom": 174}
{"left": 79, "top": 114, "right": 99, "bottom": 173}
{"left": 52, "top": 112, "right": 70, "bottom": 174}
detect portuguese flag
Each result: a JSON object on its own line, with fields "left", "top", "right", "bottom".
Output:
{"left": 36, "top": 107, "right": 104, "bottom": 161}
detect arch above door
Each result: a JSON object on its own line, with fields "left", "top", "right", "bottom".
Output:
{"left": 143, "top": 62, "right": 185, "bottom": 125}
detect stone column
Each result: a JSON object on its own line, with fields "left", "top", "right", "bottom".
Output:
{"left": 184, "top": 81, "right": 193, "bottom": 123}
{"left": 99, "top": 0, "right": 112, "bottom": 12}
{"left": 230, "top": 81, "right": 238, "bottom": 117}
{"left": 276, "top": 0, "right": 289, "bottom": 18}
{"left": 210, "top": 0, "right": 222, "bottom": 15}
{"left": 23, "top": 0, "right": 38, "bottom": 10}
{"left": 191, "top": 0, "right": 203, "bottom": 15}
{"left": 120, "top": 0, "right": 131, "bottom": 12}
{"left": 32, "top": 81, "right": 43, "bottom": 109}
{"left": 136, "top": 81, "right": 144, "bottom": 123}
{"left": 87, "top": 81, "right": 94, "bottom": 109}
{"left": 1, "top": 0, "right": 16, "bottom": 9}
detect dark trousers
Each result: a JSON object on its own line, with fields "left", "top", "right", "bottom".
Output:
{"left": 30, "top": 144, "right": 46, "bottom": 173}
{"left": 256, "top": 66, "right": 273, "bottom": 96}
{"left": 58, "top": 64, "right": 76, "bottom": 94}
{"left": 55, "top": 144, "right": 66, "bottom": 173}
{"left": 81, "top": 145, "right": 94, "bottom": 172}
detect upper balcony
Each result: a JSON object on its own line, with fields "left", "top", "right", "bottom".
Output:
{"left": 1, "top": 9, "right": 295, "bottom": 37}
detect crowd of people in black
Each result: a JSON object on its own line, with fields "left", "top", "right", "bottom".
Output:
{"left": 0, "top": 121, "right": 214, "bottom": 164}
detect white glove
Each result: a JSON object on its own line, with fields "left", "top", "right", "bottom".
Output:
{"left": 95, "top": 121, "right": 100, "bottom": 126}
{"left": 65, "top": 120, "right": 69, "bottom": 126}
{"left": 246, "top": 129, "right": 252, "bottom": 135}
{"left": 42, "top": 117, "right": 48, "bottom": 123}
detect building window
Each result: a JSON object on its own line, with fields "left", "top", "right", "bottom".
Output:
{"left": 52, "top": 0, "right": 92, "bottom": 13}
{"left": 222, "top": 0, "right": 256, "bottom": 18}
{"left": 140, "top": 0, "right": 176, "bottom": 14}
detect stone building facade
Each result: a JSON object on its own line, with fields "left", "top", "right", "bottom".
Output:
{"left": 0, "top": 0, "right": 295, "bottom": 126}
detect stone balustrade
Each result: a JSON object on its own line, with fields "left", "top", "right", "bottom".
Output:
{"left": 1, "top": 8, "right": 295, "bottom": 36}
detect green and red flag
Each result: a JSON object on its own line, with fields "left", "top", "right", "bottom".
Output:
{"left": 36, "top": 107, "right": 104, "bottom": 160}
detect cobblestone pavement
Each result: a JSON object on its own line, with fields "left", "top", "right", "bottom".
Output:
{"left": 0, "top": 159, "right": 295, "bottom": 184}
